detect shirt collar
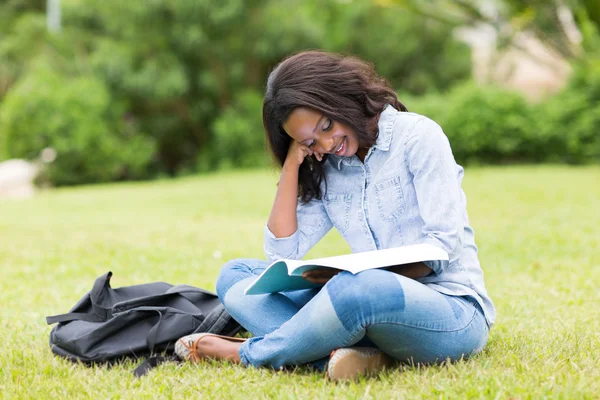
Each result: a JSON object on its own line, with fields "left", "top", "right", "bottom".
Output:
{"left": 332, "top": 104, "right": 397, "bottom": 170}
{"left": 373, "top": 104, "right": 396, "bottom": 151}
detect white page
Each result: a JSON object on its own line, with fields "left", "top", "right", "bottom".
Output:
{"left": 288, "top": 243, "right": 449, "bottom": 275}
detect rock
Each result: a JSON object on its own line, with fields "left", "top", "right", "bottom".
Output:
{"left": 0, "top": 159, "right": 39, "bottom": 199}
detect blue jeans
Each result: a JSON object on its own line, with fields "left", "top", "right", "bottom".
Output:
{"left": 216, "top": 258, "right": 489, "bottom": 370}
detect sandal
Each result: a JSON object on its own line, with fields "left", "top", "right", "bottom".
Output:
{"left": 175, "top": 333, "right": 247, "bottom": 362}
{"left": 327, "top": 347, "right": 394, "bottom": 381}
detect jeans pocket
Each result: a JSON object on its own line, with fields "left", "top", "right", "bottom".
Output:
{"left": 375, "top": 176, "right": 405, "bottom": 221}
{"left": 324, "top": 193, "right": 352, "bottom": 234}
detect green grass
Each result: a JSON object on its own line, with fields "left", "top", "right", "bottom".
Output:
{"left": 1, "top": 166, "right": 599, "bottom": 399}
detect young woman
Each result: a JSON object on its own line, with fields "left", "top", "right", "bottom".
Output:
{"left": 176, "top": 51, "right": 496, "bottom": 380}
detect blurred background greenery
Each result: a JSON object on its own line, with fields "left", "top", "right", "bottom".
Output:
{"left": 0, "top": 0, "right": 598, "bottom": 186}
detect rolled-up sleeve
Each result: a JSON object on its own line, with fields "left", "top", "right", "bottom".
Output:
{"left": 405, "top": 117, "right": 464, "bottom": 275}
{"left": 263, "top": 197, "right": 333, "bottom": 263}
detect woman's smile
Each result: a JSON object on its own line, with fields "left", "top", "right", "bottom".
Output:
{"left": 334, "top": 136, "right": 346, "bottom": 156}
{"left": 282, "top": 107, "right": 360, "bottom": 158}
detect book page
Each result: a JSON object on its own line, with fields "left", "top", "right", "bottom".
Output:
{"left": 244, "top": 243, "right": 449, "bottom": 295}
{"left": 289, "top": 244, "right": 448, "bottom": 275}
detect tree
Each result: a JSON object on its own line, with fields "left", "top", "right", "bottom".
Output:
{"left": 378, "top": 0, "right": 600, "bottom": 60}
{"left": 1, "top": 0, "right": 474, "bottom": 180}
{"left": 0, "top": 0, "right": 48, "bottom": 99}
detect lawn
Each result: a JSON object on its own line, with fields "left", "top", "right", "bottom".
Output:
{"left": 1, "top": 166, "right": 598, "bottom": 399}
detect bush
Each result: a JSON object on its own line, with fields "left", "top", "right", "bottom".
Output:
{"left": 0, "top": 66, "right": 155, "bottom": 185}
{"left": 405, "top": 83, "right": 535, "bottom": 164}
{"left": 404, "top": 75, "right": 600, "bottom": 165}
{"left": 205, "top": 90, "right": 268, "bottom": 170}
{"left": 400, "top": 91, "right": 449, "bottom": 124}
{"left": 535, "top": 61, "right": 600, "bottom": 163}
{"left": 204, "top": 80, "right": 599, "bottom": 169}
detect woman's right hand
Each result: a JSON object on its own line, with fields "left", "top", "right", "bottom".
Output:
{"left": 284, "top": 141, "right": 322, "bottom": 169}
{"left": 302, "top": 268, "right": 341, "bottom": 284}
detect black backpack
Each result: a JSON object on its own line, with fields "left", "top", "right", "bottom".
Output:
{"left": 46, "top": 271, "right": 241, "bottom": 376}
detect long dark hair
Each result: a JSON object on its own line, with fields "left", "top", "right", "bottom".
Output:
{"left": 263, "top": 50, "right": 407, "bottom": 203}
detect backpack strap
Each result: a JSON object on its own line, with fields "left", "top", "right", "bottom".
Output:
{"left": 133, "top": 305, "right": 236, "bottom": 378}
{"left": 46, "top": 271, "right": 114, "bottom": 325}
{"left": 145, "top": 309, "right": 164, "bottom": 354}
{"left": 46, "top": 312, "right": 105, "bottom": 325}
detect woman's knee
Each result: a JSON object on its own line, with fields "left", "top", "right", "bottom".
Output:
{"left": 215, "top": 258, "right": 266, "bottom": 301}
{"left": 325, "top": 270, "right": 405, "bottom": 323}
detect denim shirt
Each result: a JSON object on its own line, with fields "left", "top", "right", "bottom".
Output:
{"left": 264, "top": 105, "right": 496, "bottom": 327}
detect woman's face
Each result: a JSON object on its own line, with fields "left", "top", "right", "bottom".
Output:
{"left": 282, "top": 107, "right": 361, "bottom": 158}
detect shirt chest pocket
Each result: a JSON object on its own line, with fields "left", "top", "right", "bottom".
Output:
{"left": 324, "top": 193, "right": 352, "bottom": 234}
{"left": 375, "top": 175, "right": 405, "bottom": 221}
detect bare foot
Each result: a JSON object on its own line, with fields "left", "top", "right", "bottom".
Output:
{"left": 194, "top": 336, "right": 243, "bottom": 363}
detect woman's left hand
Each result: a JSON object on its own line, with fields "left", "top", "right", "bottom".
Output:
{"left": 302, "top": 268, "right": 341, "bottom": 284}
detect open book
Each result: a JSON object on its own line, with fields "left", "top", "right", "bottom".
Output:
{"left": 244, "top": 243, "right": 448, "bottom": 295}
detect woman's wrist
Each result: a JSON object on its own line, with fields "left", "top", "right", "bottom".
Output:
{"left": 283, "top": 158, "right": 302, "bottom": 172}
{"left": 279, "top": 162, "right": 300, "bottom": 195}
{"left": 267, "top": 159, "right": 301, "bottom": 238}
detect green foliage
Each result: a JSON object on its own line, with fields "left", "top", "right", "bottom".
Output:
{"left": 338, "top": 5, "right": 472, "bottom": 95}
{"left": 438, "top": 84, "right": 534, "bottom": 164}
{"left": 388, "top": 0, "right": 599, "bottom": 61}
{"left": 314, "top": 1, "right": 472, "bottom": 95}
{"left": 0, "top": 66, "right": 155, "bottom": 185}
{"left": 535, "top": 60, "right": 600, "bottom": 163}
{"left": 0, "top": 8, "right": 48, "bottom": 100}
{"left": 0, "top": 0, "right": 597, "bottom": 183}
{"left": 405, "top": 79, "right": 599, "bottom": 165}
{"left": 574, "top": 0, "right": 600, "bottom": 53}
{"left": 0, "top": 0, "right": 472, "bottom": 183}
{"left": 209, "top": 90, "right": 267, "bottom": 170}
{"left": 406, "top": 83, "right": 535, "bottom": 164}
